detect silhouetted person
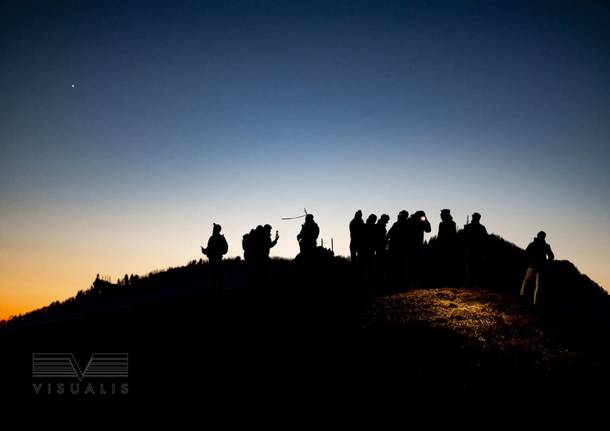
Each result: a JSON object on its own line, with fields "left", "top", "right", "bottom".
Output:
{"left": 520, "top": 231, "right": 554, "bottom": 305}
{"left": 242, "top": 228, "right": 256, "bottom": 262}
{"left": 349, "top": 210, "right": 365, "bottom": 264}
{"left": 243, "top": 225, "right": 272, "bottom": 288}
{"left": 262, "top": 224, "right": 279, "bottom": 258}
{"left": 361, "top": 214, "right": 378, "bottom": 278}
{"left": 374, "top": 214, "right": 390, "bottom": 280}
{"left": 438, "top": 209, "right": 458, "bottom": 285}
{"left": 387, "top": 210, "right": 410, "bottom": 284}
{"left": 201, "top": 223, "right": 228, "bottom": 263}
{"left": 252, "top": 224, "right": 279, "bottom": 287}
{"left": 297, "top": 214, "right": 319, "bottom": 257}
{"left": 409, "top": 211, "right": 432, "bottom": 247}
{"left": 438, "top": 209, "right": 457, "bottom": 244}
{"left": 406, "top": 211, "right": 431, "bottom": 285}
{"left": 374, "top": 214, "right": 390, "bottom": 255}
{"left": 201, "top": 223, "right": 228, "bottom": 290}
{"left": 463, "top": 212, "right": 488, "bottom": 286}
{"left": 252, "top": 224, "right": 265, "bottom": 264}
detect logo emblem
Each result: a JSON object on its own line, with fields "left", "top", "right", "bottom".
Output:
{"left": 32, "top": 353, "right": 128, "bottom": 380}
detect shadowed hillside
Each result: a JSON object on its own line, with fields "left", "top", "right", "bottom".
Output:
{"left": 1, "top": 235, "right": 609, "bottom": 402}
{"left": 3, "top": 234, "right": 607, "bottom": 330}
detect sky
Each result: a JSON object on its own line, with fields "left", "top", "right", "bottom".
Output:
{"left": 1, "top": 0, "right": 609, "bottom": 319}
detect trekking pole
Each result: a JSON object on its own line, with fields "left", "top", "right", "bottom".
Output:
{"left": 281, "top": 208, "right": 308, "bottom": 221}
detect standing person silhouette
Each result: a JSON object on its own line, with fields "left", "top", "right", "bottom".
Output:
{"left": 361, "top": 214, "right": 378, "bottom": 278}
{"left": 261, "top": 224, "right": 279, "bottom": 258}
{"left": 374, "top": 214, "right": 390, "bottom": 280}
{"left": 252, "top": 224, "right": 279, "bottom": 288}
{"left": 297, "top": 214, "right": 319, "bottom": 257}
{"left": 438, "top": 209, "right": 457, "bottom": 285}
{"left": 438, "top": 209, "right": 457, "bottom": 243}
{"left": 349, "top": 210, "right": 365, "bottom": 265}
{"left": 387, "top": 210, "right": 409, "bottom": 285}
{"left": 463, "top": 212, "right": 488, "bottom": 286}
{"left": 242, "top": 228, "right": 256, "bottom": 263}
{"left": 520, "top": 231, "right": 554, "bottom": 305}
{"left": 201, "top": 223, "right": 228, "bottom": 291}
{"left": 406, "top": 211, "right": 431, "bottom": 286}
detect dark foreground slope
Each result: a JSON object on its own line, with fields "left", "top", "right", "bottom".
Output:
{"left": 368, "top": 287, "right": 610, "bottom": 393}
{"left": 1, "top": 236, "right": 609, "bottom": 406}
{"left": 1, "top": 283, "right": 609, "bottom": 407}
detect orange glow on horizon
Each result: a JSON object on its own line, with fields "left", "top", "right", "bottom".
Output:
{"left": 1, "top": 200, "right": 609, "bottom": 321}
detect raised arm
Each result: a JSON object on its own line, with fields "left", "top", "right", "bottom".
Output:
{"left": 270, "top": 231, "right": 279, "bottom": 248}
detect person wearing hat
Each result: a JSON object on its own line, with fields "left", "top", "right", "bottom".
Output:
{"left": 520, "top": 231, "right": 555, "bottom": 305}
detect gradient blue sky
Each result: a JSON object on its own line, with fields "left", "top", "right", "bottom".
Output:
{"left": 1, "top": 0, "right": 609, "bottom": 318}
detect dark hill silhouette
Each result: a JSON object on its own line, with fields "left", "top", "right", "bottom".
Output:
{"left": 5, "top": 234, "right": 606, "bottom": 331}
{"left": 1, "top": 235, "right": 609, "bottom": 403}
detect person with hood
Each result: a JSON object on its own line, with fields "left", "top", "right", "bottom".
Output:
{"left": 520, "top": 231, "right": 554, "bottom": 305}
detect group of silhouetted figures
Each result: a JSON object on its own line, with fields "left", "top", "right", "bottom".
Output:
{"left": 349, "top": 209, "right": 492, "bottom": 287}
{"left": 200, "top": 215, "right": 321, "bottom": 289}
{"left": 350, "top": 209, "right": 431, "bottom": 286}
{"left": 200, "top": 210, "right": 554, "bottom": 305}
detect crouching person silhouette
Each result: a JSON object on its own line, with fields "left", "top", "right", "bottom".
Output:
{"left": 520, "top": 231, "right": 554, "bottom": 306}
{"left": 201, "top": 223, "right": 228, "bottom": 291}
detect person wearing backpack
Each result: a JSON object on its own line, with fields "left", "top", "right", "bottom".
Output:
{"left": 201, "top": 223, "right": 229, "bottom": 290}
{"left": 520, "top": 231, "right": 555, "bottom": 305}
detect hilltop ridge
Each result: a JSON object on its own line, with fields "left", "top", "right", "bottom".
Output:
{"left": 1, "top": 234, "right": 609, "bottom": 400}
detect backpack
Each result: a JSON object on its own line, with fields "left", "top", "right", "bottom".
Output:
{"left": 219, "top": 235, "right": 228, "bottom": 255}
